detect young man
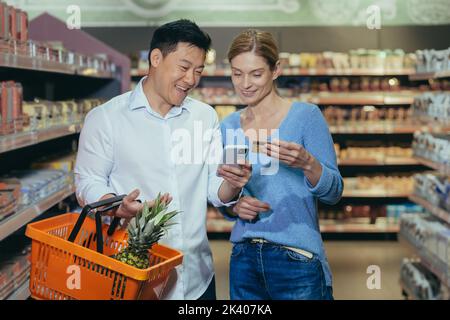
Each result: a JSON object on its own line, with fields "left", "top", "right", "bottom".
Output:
{"left": 74, "top": 20, "right": 251, "bottom": 300}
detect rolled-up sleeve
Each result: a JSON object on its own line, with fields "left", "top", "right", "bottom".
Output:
{"left": 207, "top": 113, "right": 242, "bottom": 207}
{"left": 74, "top": 106, "right": 116, "bottom": 206}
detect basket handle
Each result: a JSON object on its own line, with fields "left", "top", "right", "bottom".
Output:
{"left": 68, "top": 194, "right": 126, "bottom": 253}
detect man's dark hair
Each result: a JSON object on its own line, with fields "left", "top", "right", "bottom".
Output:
{"left": 149, "top": 19, "right": 211, "bottom": 64}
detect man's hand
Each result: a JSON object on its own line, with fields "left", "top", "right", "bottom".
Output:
{"left": 232, "top": 196, "right": 271, "bottom": 221}
{"left": 112, "top": 189, "right": 143, "bottom": 219}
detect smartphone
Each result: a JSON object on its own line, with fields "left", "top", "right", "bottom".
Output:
{"left": 222, "top": 145, "right": 248, "bottom": 166}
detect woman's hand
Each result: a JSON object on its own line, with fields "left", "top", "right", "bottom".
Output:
{"left": 262, "top": 139, "right": 323, "bottom": 186}
{"left": 232, "top": 196, "right": 271, "bottom": 221}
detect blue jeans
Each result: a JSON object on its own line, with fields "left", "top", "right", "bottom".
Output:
{"left": 230, "top": 241, "right": 334, "bottom": 300}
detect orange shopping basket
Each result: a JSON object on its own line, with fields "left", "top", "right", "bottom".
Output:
{"left": 25, "top": 195, "right": 183, "bottom": 300}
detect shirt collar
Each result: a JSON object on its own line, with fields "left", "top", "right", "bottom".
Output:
{"left": 128, "top": 76, "right": 192, "bottom": 116}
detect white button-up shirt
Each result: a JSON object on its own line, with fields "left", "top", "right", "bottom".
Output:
{"left": 74, "top": 77, "right": 234, "bottom": 299}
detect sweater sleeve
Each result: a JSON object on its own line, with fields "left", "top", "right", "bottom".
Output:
{"left": 302, "top": 104, "right": 344, "bottom": 204}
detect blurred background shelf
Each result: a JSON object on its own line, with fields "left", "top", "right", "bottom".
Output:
{"left": 0, "top": 124, "right": 83, "bottom": 154}
{"left": 408, "top": 194, "right": 450, "bottom": 224}
{"left": 413, "top": 156, "right": 450, "bottom": 175}
{"left": 409, "top": 70, "right": 450, "bottom": 81}
{"left": 338, "top": 158, "right": 419, "bottom": 166}
{"left": 399, "top": 230, "right": 450, "bottom": 288}
{"left": 6, "top": 279, "right": 30, "bottom": 300}
{"left": 0, "top": 52, "right": 114, "bottom": 79}
{"left": 0, "top": 183, "right": 75, "bottom": 241}
{"left": 132, "top": 68, "right": 416, "bottom": 78}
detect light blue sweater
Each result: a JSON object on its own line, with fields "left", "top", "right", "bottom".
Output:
{"left": 219, "top": 102, "right": 344, "bottom": 286}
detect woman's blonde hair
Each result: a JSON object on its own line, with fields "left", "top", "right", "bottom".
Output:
{"left": 227, "top": 29, "right": 279, "bottom": 71}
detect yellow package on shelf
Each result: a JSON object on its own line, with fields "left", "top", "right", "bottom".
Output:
{"left": 22, "top": 101, "right": 50, "bottom": 130}
{"left": 31, "top": 153, "right": 76, "bottom": 174}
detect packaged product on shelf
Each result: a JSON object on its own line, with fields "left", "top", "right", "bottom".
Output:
{"left": 0, "top": 2, "right": 9, "bottom": 40}
{"left": 413, "top": 173, "right": 450, "bottom": 211}
{"left": 138, "top": 50, "right": 149, "bottom": 72}
{"left": 32, "top": 153, "right": 77, "bottom": 173}
{"left": 400, "top": 258, "right": 442, "bottom": 300}
{"left": 4, "top": 169, "right": 70, "bottom": 207}
{"left": 0, "top": 178, "right": 21, "bottom": 220}
{"left": 415, "top": 48, "right": 450, "bottom": 73}
{"left": 22, "top": 100, "right": 48, "bottom": 130}
{"left": 413, "top": 132, "right": 450, "bottom": 165}
{"left": 0, "top": 237, "right": 31, "bottom": 299}
{"left": 0, "top": 81, "right": 23, "bottom": 135}
{"left": 344, "top": 175, "right": 414, "bottom": 196}
{"left": 57, "top": 100, "right": 78, "bottom": 124}
{"left": 7, "top": 5, "right": 16, "bottom": 41}
{"left": 400, "top": 214, "right": 450, "bottom": 281}
{"left": 412, "top": 92, "right": 450, "bottom": 124}
{"left": 16, "top": 9, "right": 28, "bottom": 42}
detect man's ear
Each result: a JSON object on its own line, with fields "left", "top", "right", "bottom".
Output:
{"left": 149, "top": 48, "right": 163, "bottom": 67}
{"left": 272, "top": 60, "right": 281, "bottom": 81}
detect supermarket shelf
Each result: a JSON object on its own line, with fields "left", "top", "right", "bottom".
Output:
{"left": 319, "top": 222, "right": 399, "bottom": 233}
{"left": 0, "top": 52, "right": 114, "bottom": 79}
{"left": 305, "top": 93, "right": 414, "bottom": 106}
{"left": 281, "top": 68, "right": 415, "bottom": 77}
{"left": 0, "top": 123, "right": 83, "bottom": 154}
{"left": 206, "top": 218, "right": 399, "bottom": 233}
{"left": 0, "top": 184, "right": 75, "bottom": 241}
{"left": 342, "top": 190, "right": 409, "bottom": 198}
{"left": 206, "top": 92, "right": 416, "bottom": 106}
{"left": 6, "top": 279, "right": 30, "bottom": 300}
{"left": 408, "top": 194, "right": 450, "bottom": 224}
{"left": 132, "top": 68, "right": 415, "bottom": 78}
{"left": 413, "top": 156, "right": 450, "bottom": 175}
{"left": 338, "top": 158, "right": 420, "bottom": 166}
{"left": 409, "top": 70, "right": 450, "bottom": 81}
{"left": 329, "top": 124, "right": 450, "bottom": 135}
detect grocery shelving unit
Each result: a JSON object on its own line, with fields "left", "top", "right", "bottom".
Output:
{"left": 409, "top": 70, "right": 450, "bottom": 81}
{"left": 0, "top": 12, "right": 129, "bottom": 300}
{"left": 0, "top": 124, "right": 83, "bottom": 154}
{"left": 399, "top": 71, "right": 450, "bottom": 300}
{"left": 0, "top": 183, "right": 75, "bottom": 242}
{"left": 6, "top": 280, "right": 30, "bottom": 300}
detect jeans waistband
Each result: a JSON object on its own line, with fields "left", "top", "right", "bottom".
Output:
{"left": 245, "top": 238, "right": 314, "bottom": 259}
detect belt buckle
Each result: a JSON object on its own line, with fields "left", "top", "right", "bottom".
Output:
{"left": 251, "top": 238, "right": 267, "bottom": 244}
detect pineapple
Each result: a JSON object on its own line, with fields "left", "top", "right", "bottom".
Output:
{"left": 113, "top": 193, "right": 179, "bottom": 269}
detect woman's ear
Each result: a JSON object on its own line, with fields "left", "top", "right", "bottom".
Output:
{"left": 272, "top": 60, "right": 281, "bottom": 80}
{"left": 150, "top": 49, "right": 163, "bottom": 67}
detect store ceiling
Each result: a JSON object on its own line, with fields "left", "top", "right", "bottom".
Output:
{"left": 5, "top": 0, "right": 450, "bottom": 27}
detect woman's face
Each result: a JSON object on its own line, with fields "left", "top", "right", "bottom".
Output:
{"left": 230, "top": 51, "right": 279, "bottom": 106}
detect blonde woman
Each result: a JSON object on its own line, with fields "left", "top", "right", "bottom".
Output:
{"left": 219, "top": 30, "right": 343, "bottom": 300}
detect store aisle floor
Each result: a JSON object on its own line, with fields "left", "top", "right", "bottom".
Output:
{"left": 210, "top": 240, "right": 415, "bottom": 300}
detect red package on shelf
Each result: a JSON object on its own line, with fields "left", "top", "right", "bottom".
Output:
{"left": 16, "top": 9, "right": 27, "bottom": 42}
{"left": 0, "top": 2, "right": 8, "bottom": 40}
{"left": 13, "top": 82, "right": 23, "bottom": 132}
{"left": 7, "top": 5, "right": 16, "bottom": 41}
{"left": 0, "top": 178, "right": 21, "bottom": 219}
{"left": 0, "top": 81, "right": 14, "bottom": 135}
